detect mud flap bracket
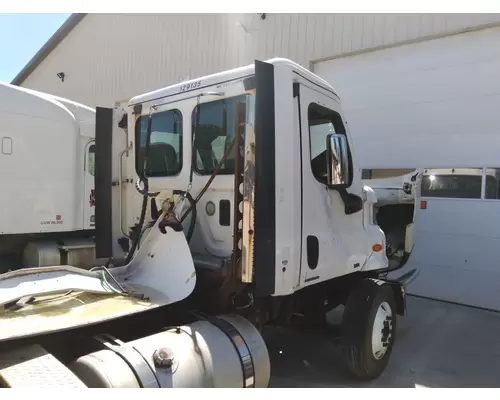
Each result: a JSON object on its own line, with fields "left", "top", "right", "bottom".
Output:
{"left": 372, "top": 268, "right": 419, "bottom": 317}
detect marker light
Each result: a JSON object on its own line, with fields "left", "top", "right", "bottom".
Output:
{"left": 372, "top": 244, "right": 383, "bottom": 252}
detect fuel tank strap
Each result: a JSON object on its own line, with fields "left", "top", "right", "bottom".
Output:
{"left": 94, "top": 334, "right": 160, "bottom": 388}
{"left": 196, "top": 315, "right": 255, "bottom": 388}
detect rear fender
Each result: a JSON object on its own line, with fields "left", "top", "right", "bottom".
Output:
{"left": 370, "top": 268, "right": 419, "bottom": 316}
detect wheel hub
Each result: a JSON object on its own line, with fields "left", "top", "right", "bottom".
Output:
{"left": 372, "top": 301, "right": 393, "bottom": 360}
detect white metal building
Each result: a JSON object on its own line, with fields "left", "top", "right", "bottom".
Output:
{"left": 12, "top": 13, "right": 500, "bottom": 310}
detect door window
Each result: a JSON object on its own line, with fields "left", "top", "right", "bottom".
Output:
{"left": 307, "top": 102, "right": 347, "bottom": 184}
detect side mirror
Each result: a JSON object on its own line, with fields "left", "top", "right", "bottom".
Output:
{"left": 326, "top": 133, "right": 350, "bottom": 187}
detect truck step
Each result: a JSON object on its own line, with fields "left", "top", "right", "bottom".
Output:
{"left": 0, "top": 344, "right": 86, "bottom": 388}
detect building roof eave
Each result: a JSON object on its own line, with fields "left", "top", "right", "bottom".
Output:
{"left": 10, "top": 13, "right": 87, "bottom": 86}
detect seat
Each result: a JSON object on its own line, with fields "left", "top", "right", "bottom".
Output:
{"left": 145, "top": 143, "right": 178, "bottom": 176}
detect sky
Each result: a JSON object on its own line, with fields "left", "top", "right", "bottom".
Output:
{"left": 0, "top": 13, "right": 70, "bottom": 83}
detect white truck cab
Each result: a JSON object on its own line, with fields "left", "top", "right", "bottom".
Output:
{"left": 94, "top": 58, "right": 418, "bottom": 380}
{"left": 0, "top": 58, "right": 419, "bottom": 388}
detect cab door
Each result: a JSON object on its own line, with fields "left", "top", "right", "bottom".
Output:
{"left": 84, "top": 140, "right": 95, "bottom": 230}
{"left": 297, "top": 83, "right": 370, "bottom": 287}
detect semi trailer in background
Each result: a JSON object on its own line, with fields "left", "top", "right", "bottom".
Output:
{"left": 0, "top": 82, "right": 96, "bottom": 271}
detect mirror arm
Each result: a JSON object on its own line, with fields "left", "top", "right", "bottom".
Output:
{"left": 336, "top": 187, "right": 363, "bottom": 215}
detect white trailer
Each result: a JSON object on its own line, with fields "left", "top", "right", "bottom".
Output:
{"left": 0, "top": 82, "right": 96, "bottom": 270}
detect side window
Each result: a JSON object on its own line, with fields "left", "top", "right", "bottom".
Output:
{"left": 421, "top": 168, "right": 482, "bottom": 199}
{"left": 135, "top": 109, "right": 182, "bottom": 177}
{"left": 192, "top": 95, "right": 247, "bottom": 175}
{"left": 87, "top": 144, "right": 95, "bottom": 176}
{"left": 484, "top": 168, "right": 500, "bottom": 199}
{"left": 307, "top": 102, "right": 347, "bottom": 184}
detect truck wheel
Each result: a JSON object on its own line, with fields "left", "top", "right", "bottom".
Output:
{"left": 340, "top": 279, "right": 396, "bottom": 380}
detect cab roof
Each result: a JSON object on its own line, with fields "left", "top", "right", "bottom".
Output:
{"left": 129, "top": 58, "right": 338, "bottom": 107}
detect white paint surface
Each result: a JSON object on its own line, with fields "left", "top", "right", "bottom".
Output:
{"left": 0, "top": 82, "right": 95, "bottom": 235}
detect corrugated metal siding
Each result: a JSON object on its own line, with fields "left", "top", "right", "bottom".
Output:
{"left": 22, "top": 13, "right": 500, "bottom": 107}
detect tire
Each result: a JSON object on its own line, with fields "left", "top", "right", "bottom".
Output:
{"left": 340, "top": 279, "right": 397, "bottom": 380}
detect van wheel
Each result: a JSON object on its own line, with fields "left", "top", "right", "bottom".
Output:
{"left": 340, "top": 279, "right": 396, "bottom": 380}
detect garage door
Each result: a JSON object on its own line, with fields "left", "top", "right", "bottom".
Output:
{"left": 315, "top": 26, "right": 500, "bottom": 310}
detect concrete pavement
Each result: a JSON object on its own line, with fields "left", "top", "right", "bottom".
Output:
{"left": 264, "top": 296, "right": 500, "bottom": 388}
